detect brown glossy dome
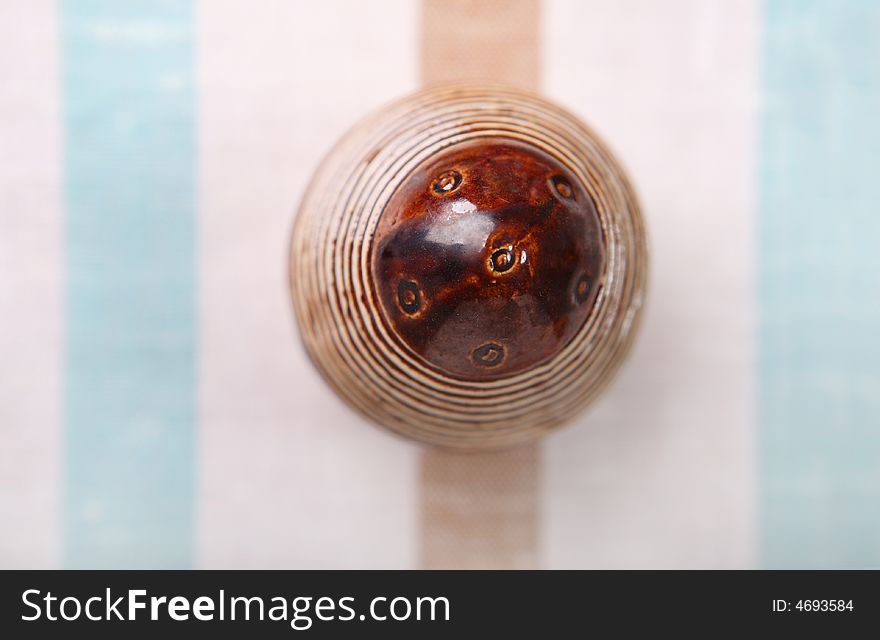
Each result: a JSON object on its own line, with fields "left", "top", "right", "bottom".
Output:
{"left": 372, "top": 139, "right": 605, "bottom": 380}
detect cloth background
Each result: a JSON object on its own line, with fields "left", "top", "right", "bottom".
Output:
{"left": 1, "top": 0, "right": 878, "bottom": 569}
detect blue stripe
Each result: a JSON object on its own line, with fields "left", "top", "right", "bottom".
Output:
{"left": 61, "top": 0, "right": 195, "bottom": 568}
{"left": 760, "top": 0, "right": 880, "bottom": 567}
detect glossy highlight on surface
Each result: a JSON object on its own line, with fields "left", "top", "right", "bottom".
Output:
{"left": 373, "top": 140, "right": 605, "bottom": 380}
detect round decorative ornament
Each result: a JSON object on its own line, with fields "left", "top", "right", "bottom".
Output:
{"left": 289, "top": 85, "right": 647, "bottom": 449}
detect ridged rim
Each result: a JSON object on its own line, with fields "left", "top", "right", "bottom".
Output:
{"left": 289, "top": 84, "right": 647, "bottom": 449}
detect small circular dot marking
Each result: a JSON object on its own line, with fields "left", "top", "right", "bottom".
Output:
{"left": 397, "top": 280, "right": 421, "bottom": 314}
{"left": 490, "top": 247, "right": 515, "bottom": 273}
{"left": 472, "top": 342, "right": 506, "bottom": 368}
{"left": 574, "top": 274, "right": 591, "bottom": 303}
{"left": 550, "top": 174, "right": 574, "bottom": 200}
{"left": 432, "top": 170, "right": 462, "bottom": 195}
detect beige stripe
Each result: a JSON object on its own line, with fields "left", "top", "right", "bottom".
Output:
{"left": 420, "top": 447, "right": 539, "bottom": 569}
{"left": 420, "top": 0, "right": 539, "bottom": 87}
{"left": 419, "top": 0, "right": 541, "bottom": 568}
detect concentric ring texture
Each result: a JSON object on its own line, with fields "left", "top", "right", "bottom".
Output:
{"left": 290, "top": 85, "right": 647, "bottom": 449}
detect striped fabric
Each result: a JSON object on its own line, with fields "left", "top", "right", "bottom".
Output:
{"left": 1, "top": 0, "right": 878, "bottom": 569}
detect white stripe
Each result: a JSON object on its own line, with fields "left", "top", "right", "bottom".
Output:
{"left": 0, "top": 0, "right": 62, "bottom": 568}
{"left": 196, "top": 0, "right": 420, "bottom": 568}
{"left": 542, "top": 0, "right": 759, "bottom": 568}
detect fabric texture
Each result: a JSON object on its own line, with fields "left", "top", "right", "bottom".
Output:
{"left": 0, "top": 0, "right": 878, "bottom": 569}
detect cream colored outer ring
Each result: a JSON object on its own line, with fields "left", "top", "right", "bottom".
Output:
{"left": 289, "top": 85, "right": 647, "bottom": 449}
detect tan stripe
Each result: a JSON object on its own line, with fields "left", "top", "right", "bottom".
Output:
{"left": 420, "top": 446, "right": 540, "bottom": 568}
{"left": 420, "top": 0, "right": 540, "bottom": 88}
{"left": 419, "top": 0, "right": 541, "bottom": 568}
